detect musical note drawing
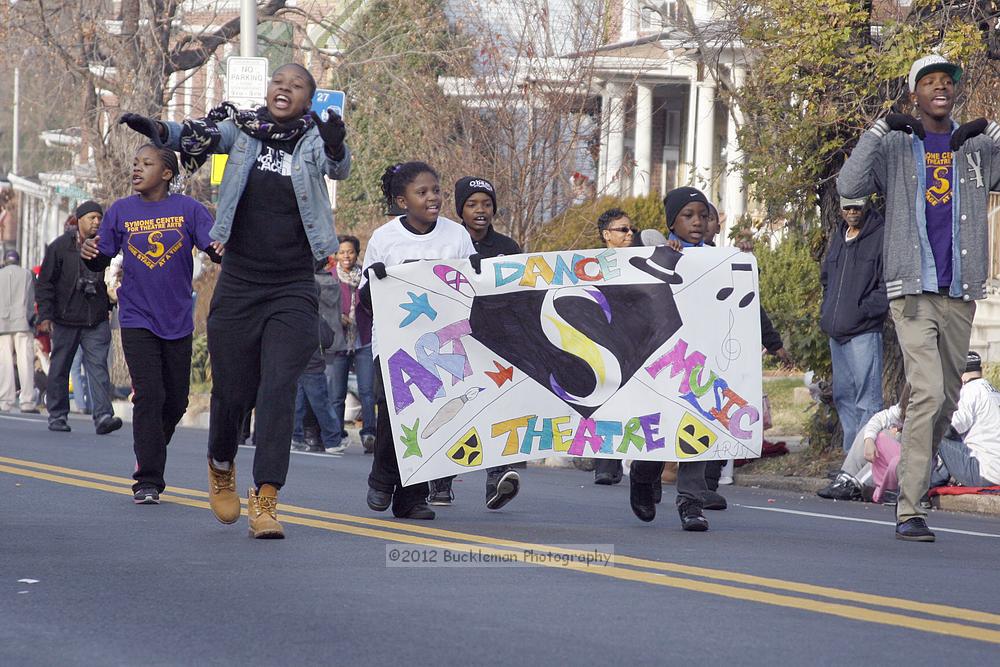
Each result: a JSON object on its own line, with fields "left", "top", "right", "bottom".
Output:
{"left": 716, "top": 263, "right": 755, "bottom": 308}
{"left": 716, "top": 310, "right": 741, "bottom": 371}
{"left": 421, "top": 386, "right": 485, "bottom": 438}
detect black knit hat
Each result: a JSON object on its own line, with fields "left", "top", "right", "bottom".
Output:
{"left": 74, "top": 200, "right": 103, "bottom": 220}
{"left": 454, "top": 177, "right": 497, "bottom": 218}
{"left": 966, "top": 351, "right": 982, "bottom": 374}
{"left": 663, "top": 187, "right": 709, "bottom": 229}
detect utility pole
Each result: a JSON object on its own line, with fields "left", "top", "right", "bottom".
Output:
{"left": 240, "top": 0, "right": 257, "bottom": 57}
{"left": 12, "top": 67, "right": 20, "bottom": 175}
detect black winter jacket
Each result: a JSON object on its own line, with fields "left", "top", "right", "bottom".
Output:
{"left": 820, "top": 210, "right": 888, "bottom": 343}
{"left": 36, "top": 232, "right": 111, "bottom": 327}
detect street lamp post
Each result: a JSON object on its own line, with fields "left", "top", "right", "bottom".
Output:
{"left": 240, "top": 0, "right": 257, "bottom": 57}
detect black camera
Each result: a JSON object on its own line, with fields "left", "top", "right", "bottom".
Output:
{"left": 77, "top": 275, "right": 99, "bottom": 297}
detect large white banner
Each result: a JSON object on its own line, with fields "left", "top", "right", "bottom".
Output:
{"left": 370, "top": 245, "right": 763, "bottom": 486}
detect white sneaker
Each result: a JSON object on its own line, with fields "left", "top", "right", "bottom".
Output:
{"left": 719, "top": 476, "right": 734, "bottom": 486}
{"left": 325, "top": 444, "right": 348, "bottom": 455}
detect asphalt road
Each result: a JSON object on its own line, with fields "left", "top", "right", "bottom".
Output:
{"left": 3, "top": 411, "right": 1000, "bottom": 665}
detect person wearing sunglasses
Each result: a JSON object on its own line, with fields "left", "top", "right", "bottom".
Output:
{"left": 587, "top": 207, "right": 636, "bottom": 485}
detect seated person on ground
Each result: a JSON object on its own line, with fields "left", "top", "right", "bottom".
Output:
{"left": 929, "top": 351, "right": 1000, "bottom": 489}
{"left": 818, "top": 384, "right": 908, "bottom": 502}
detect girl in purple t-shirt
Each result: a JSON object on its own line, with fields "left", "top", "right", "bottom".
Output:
{"left": 82, "top": 144, "right": 221, "bottom": 504}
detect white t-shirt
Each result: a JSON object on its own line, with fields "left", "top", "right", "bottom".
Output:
{"left": 361, "top": 215, "right": 476, "bottom": 357}
{"left": 950, "top": 378, "right": 1000, "bottom": 485}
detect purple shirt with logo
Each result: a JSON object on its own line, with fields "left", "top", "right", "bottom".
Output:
{"left": 923, "top": 131, "right": 953, "bottom": 290}
{"left": 97, "top": 194, "right": 214, "bottom": 339}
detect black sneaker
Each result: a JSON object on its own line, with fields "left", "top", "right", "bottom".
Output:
{"left": 290, "top": 439, "right": 309, "bottom": 451}
{"left": 701, "top": 490, "right": 728, "bottom": 510}
{"left": 594, "top": 470, "right": 623, "bottom": 485}
{"left": 817, "top": 473, "right": 863, "bottom": 501}
{"left": 895, "top": 517, "right": 935, "bottom": 542}
{"left": 427, "top": 478, "right": 454, "bottom": 506}
{"left": 919, "top": 493, "right": 933, "bottom": 510}
{"left": 48, "top": 419, "right": 71, "bottom": 432}
{"left": 677, "top": 499, "right": 709, "bottom": 531}
{"left": 880, "top": 489, "right": 899, "bottom": 506}
{"left": 362, "top": 434, "right": 376, "bottom": 454}
{"left": 133, "top": 487, "right": 160, "bottom": 504}
{"left": 367, "top": 487, "right": 392, "bottom": 512}
{"left": 629, "top": 479, "right": 656, "bottom": 522}
{"left": 485, "top": 470, "right": 520, "bottom": 510}
{"left": 396, "top": 503, "right": 435, "bottom": 520}
{"left": 95, "top": 416, "right": 123, "bottom": 435}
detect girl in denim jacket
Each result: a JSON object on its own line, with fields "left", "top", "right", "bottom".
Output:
{"left": 120, "top": 63, "right": 351, "bottom": 539}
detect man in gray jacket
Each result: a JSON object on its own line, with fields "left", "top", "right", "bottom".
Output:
{"left": 0, "top": 249, "right": 37, "bottom": 412}
{"left": 838, "top": 54, "right": 1000, "bottom": 542}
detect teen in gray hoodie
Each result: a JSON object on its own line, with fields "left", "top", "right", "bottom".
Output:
{"left": 837, "top": 54, "right": 1000, "bottom": 542}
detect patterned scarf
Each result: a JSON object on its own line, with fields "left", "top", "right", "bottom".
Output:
{"left": 337, "top": 264, "right": 363, "bottom": 350}
{"left": 178, "top": 102, "right": 314, "bottom": 172}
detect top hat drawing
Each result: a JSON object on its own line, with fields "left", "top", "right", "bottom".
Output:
{"left": 629, "top": 246, "right": 684, "bottom": 285}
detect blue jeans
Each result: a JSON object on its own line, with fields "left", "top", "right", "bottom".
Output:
{"left": 293, "top": 372, "right": 342, "bottom": 448}
{"left": 930, "top": 437, "right": 994, "bottom": 487}
{"left": 830, "top": 332, "right": 884, "bottom": 452}
{"left": 327, "top": 345, "right": 376, "bottom": 439}
{"left": 46, "top": 321, "right": 114, "bottom": 424}
{"left": 70, "top": 347, "right": 91, "bottom": 412}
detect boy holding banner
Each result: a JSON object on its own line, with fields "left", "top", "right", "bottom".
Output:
{"left": 629, "top": 187, "right": 715, "bottom": 531}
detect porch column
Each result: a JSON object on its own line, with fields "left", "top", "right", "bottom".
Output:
{"left": 632, "top": 83, "right": 654, "bottom": 198}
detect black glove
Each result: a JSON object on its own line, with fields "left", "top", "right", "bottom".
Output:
{"left": 950, "top": 118, "right": 989, "bottom": 152}
{"left": 119, "top": 113, "right": 165, "bottom": 147}
{"left": 885, "top": 113, "right": 926, "bottom": 140}
{"left": 469, "top": 254, "right": 483, "bottom": 275}
{"left": 365, "top": 262, "right": 387, "bottom": 280}
{"left": 311, "top": 110, "right": 347, "bottom": 160}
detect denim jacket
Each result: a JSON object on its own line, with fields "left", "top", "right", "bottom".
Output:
{"left": 163, "top": 120, "right": 351, "bottom": 260}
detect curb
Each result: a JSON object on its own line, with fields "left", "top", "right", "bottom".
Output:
{"left": 733, "top": 473, "right": 1000, "bottom": 517}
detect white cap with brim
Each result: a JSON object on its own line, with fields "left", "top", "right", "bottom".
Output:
{"left": 908, "top": 54, "right": 962, "bottom": 92}
{"left": 840, "top": 196, "right": 867, "bottom": 209}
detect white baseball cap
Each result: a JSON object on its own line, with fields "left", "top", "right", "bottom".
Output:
{"left": 908, "top": 54, "right": 962, "bottom": 92}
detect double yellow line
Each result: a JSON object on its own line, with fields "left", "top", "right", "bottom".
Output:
{"left": 3, "top": 454, "right": 1000, "bottom": 644}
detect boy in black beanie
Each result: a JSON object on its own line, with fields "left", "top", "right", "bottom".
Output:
{"left": 629, "top": 186, "right": 711, "bottom": 531}
{"left": 426, "top": 176, "right": 524, "bottom": 510}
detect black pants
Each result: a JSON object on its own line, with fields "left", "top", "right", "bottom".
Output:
{"left": 705, "top": 460, "right": 724, "bottom": 492}
{"left": 207, "top": 272, "right": 317, "bottom": 489}
{"left": 631, "top": 460, "right": 707, "bottom": 505}
{"left": 121, "top": 328, "right": 192, "bottom": 493}
{"left": 369, "top": 359, "right": 429, "bottom": 514}
{"left": 595, "top": 458, "right": 623, "bottom": 479}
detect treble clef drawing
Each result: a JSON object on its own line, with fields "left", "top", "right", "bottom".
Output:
{"left": 716, "top": 310, "right": 741, "bottom": 372}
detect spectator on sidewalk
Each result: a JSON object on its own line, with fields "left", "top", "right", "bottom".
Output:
{"left": 35, "top": 201, "right": 122, "bottom": 435}
{"left": 930, "top": 351, "right": 1000, "bottom": 488}
{"left": 326, "top": 235, "right": 376, "bottom": 454}
{"left": 292, "top": 293, "right": 346, "bottom": 456}
{"left": 818, "top": 384, "right": 908, "bottom": 502}
{"left": 838, "top": 54, "right": 1000, "bottom": 542}
{"left": 0, "top": 249, "right": 38, "bottom": 413}
{"left": 820, "top": 194, "right": 888, "bottom": 452}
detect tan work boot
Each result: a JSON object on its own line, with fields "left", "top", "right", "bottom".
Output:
{"left": 208, "top": 459, "right": 241, "bottom": 524}
{"left": 247, "top": 484, "right": 284, "bottom": 539}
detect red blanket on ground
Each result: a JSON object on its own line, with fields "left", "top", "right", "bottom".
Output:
{"left": 928, "top": 485, "right": 1000, "bottom": 497}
